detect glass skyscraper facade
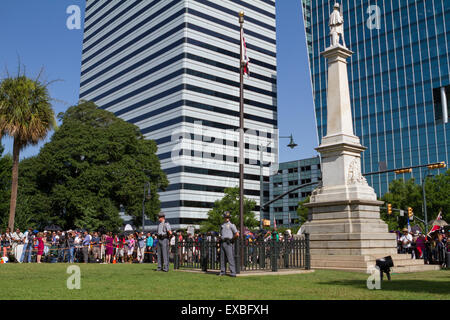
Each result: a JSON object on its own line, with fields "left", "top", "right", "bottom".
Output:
{"left": 302, "top": 0, "right": 449, "bottom": 196}
{"left": 79, "top": 0, "right": 278, "bottom": 230}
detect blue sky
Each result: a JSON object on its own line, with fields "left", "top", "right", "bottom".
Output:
{"left": 0, "top": 0, "right": 319, "bottom": 163}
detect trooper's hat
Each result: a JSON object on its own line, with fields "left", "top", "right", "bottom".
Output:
{"left": 223, "top": 211, "right": 231, "bottom": 219}
{"left": 158, "top": 212, "right": 165, "bottom": 218}
{"left": 334, "top": 3, "right": 340, "bottom": 8}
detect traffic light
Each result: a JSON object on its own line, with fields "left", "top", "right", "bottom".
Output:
{"left": 394, "top": 168, "right": 412, "bottom": 174}
{"left": 387, "top": 203, "right": 392, "bottom": 215}
{"left": 427, "top": 162, "right": 447, "bottom": 170}
{"left": 408, "top": 207, "right": 413, "bottom": 218}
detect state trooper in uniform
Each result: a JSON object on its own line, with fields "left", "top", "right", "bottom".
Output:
{"left": 219, "top": 211, "right": 239, "bottom": 277}
{"left": 156, "top": 212, "right": 172, "bottom": 272}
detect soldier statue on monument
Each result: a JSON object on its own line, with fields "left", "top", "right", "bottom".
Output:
{"left": 329, "top": 3, "right": 346, "bottom": 47}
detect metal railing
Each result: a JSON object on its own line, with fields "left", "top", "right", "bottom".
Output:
{"left": 173, "top": 234, "right": 310, "bottom": 273}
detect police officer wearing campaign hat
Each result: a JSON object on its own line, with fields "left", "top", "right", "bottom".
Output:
{"left": 156, "top": 212, "right": 172, "bottom": 272}
{"left": 219, "top": 211, "right": 239, "bottom": 277}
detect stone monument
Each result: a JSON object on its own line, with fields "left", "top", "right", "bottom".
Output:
{"left": 302, "top": 3, "right": 439, "bottom": 273}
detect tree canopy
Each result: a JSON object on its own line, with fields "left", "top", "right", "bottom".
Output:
{"left": 0, "top": 72, "right": 56, "bottom": 230}
{"left": 15, "top": 101, "right": 168, "bottom": 231}
{"left": 380, "top": 170, "right": 450, "bottom": 230}
{"left": 199, "top": 187, "right": 259, "bottom": 233}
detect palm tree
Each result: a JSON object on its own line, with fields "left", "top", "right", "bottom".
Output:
{"left": 0, "top": 70, "right": 56, "bottom": 230}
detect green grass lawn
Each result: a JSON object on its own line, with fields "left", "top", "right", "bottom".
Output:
{"left": 0, "top": 263, "right": 449, "bottom": 300}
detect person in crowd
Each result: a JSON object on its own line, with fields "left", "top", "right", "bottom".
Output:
{"left": 66, "top": 231, "right": 75, "bottom": 263}
{"left": 399, "top": 228, "right": 412, "bottom": 255}
{"left": 114, "top": 234, "right": 122, "bottom": 263}
{"left": 91, "top": 232, "right": 101, "bottom": 263}
{"left": 137, "top": 232, "right": 146, "bottom": 263}
{"left": 1, "top": 233, "right": 10, "bottom": 258}
{"left": 11, "top": 228, "right": 24, "bottom": 262}
{"left": 21, "top": 228, "right": 34, "bottom": 263}
{"left": 145, "top": 232, "right": 153, "bottom": 263}
{"left": 82, "top": 231, "right": 91, "bottom": 263}
{"left": 126, "top": 234, "right": 135, "bottom": 264}
{"left": 415, "top": 232, "right": 426, "bottom": 259}
{"left": 100, "top": 233, "right": 107, "bottom": 262}
{"left": 105, "top": 232, "right": 114, "bottom": 264}
{"left": 58, "top": 231, "right": 66, "bottom": 262}
{"left": 74, "top": 232, "right": 82, "bottom": 263}
{"left": 1, "top": 228, "right": 12, "bottom": 258}
{"left": 36, "top": 232, "right": 45, "bottom": 263}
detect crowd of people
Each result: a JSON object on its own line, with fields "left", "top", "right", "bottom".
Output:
{"left": 0, "top": 227, "right": 294, "bottom": 264}
{"left": 1, "top": 227, "right": 169, "bottom": 264}
{"left": 396, "top": 227, "right": 449, "bottom": 266}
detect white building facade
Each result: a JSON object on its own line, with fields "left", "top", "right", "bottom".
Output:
{"left": 80, "top": 0, "right": 278, "bottom": 229}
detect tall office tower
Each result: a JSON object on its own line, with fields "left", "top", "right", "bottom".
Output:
{"left": 302, "top": 1, "right": 449, "bottom": 196}
{"left": 79, "top": 0, "right": 278, "bottom": 229}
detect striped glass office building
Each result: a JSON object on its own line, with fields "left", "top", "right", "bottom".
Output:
{"left": 79, "top": 0, "right": 278, "bottom": 229}
{"left": 302, "top": 0, "right": 449, "bottom": 196}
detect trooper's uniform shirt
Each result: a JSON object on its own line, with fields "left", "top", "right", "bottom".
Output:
{"left": 220, "top": 221, "right": 238, "bottom": 240}
{"left": 157, "top": 221, "right": 171, "bottom": 238}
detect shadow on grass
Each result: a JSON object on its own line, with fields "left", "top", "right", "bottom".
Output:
{"left": 319, "top": 278, "right": 450, "bottom": 295}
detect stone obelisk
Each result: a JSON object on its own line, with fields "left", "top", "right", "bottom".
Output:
{"left": 302, "top": 3, "right": 397, "bottom": 272}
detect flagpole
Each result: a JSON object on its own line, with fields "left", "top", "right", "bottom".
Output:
{"left": 239, "top": 11, "right": 245, "bottom": 267}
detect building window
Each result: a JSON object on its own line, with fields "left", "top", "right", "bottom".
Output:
{"left": 301, "top": 191, "right": 312, "bottom": 198}
{"left": 289, "top": 206, "right": 298, "bottom": 211}
{"left": 301, "top": 178, "right": 312, "bottom": 184}
{"left": 274, "top": 207, "right": 283, "bottom": 212}
{"left": 273, "top": 182, "right": 282, "bottom": 188}
{"left": 288, "top": 180, "right": 299, "bottom": 186}
{"left": 289, "top": 193, "right": 299, "bottom": 199}
{"left": 301, "top": 166, "right": 311, "bottom": 172}
{"left": 433, "top": 85, "right": 449, "bottom": 122}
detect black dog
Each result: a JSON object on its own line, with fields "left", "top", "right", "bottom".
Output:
{"left": 375, "top": 256, "right": 394, "bottom": 281}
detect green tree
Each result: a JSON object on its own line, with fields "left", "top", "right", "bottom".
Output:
{"left": 200, "top": 187, "right": 259, "bottom": 233}
{"left": 0, "top": 144, "right": 12, "bottom": 228}
{"left": 17, "top": 101, "right": 168, "bottom": 231}
{"left": 0, "top": 72, "right": 56, "bottom": 230}
{"left": 380, "top": 172, "right": 450, "bottom": 230}
{"left": 296, "top": 196, "right": 310, "bottom": 225}
{"left": 422, "top": 170, "right": 450, "bottom": 223}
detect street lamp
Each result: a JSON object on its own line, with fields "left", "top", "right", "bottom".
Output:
{"left": 422, "top": 161, "right": 446, "bottom": 234}
{"left": 142, "top": 181, "right": 151, "bottom": 233}
{"left": 259, "top": 134, "right": 298, "bottom": 229}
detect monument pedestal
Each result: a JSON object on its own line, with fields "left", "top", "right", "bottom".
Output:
{"left": 302, "top": 14, "right": 440, "bottom": 273}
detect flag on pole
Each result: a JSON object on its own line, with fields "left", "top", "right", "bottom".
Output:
{"left": 428, "top": 210, "right": 443, "bottom": 234}
{"left": 407, "top": 216, "right": 411, "bottom": 233}
{"left": 241, "top": 27, "right": 250, "bottom": 76}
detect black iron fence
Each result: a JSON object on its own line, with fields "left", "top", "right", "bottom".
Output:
{"left": 173, "top": 234, "right": 310, "bottom": 273}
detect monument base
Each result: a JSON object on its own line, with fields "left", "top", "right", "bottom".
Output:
{"left": 303, "top": 199, "right": 440, "bottom": 273}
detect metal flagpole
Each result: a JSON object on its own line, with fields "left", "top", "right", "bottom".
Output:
{"left": 239, "top": 11, "right": 245, "bottom": 266}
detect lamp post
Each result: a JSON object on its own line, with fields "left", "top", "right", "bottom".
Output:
{"left": 261, "top": 134, "right": 298, "bottom": 229}
{"left": 259, "top": 141, "right": 272, "bottom": 229}
{"left": 142, "top": 181, "right": 151, "bottom": 232}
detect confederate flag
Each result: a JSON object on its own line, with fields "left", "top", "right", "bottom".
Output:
{"left": 429, "top": 210, "right": 443, "bottom": 234}
{"left": 241, "top": 28, "right": 250, "bottom": 76}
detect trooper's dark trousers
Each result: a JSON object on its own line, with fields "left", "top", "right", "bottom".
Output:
{"left": 220, "top": 241, "right": 236, "bottom": 276}
{"left": 157, "top": 238, "right": 169, "bottom": 271}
